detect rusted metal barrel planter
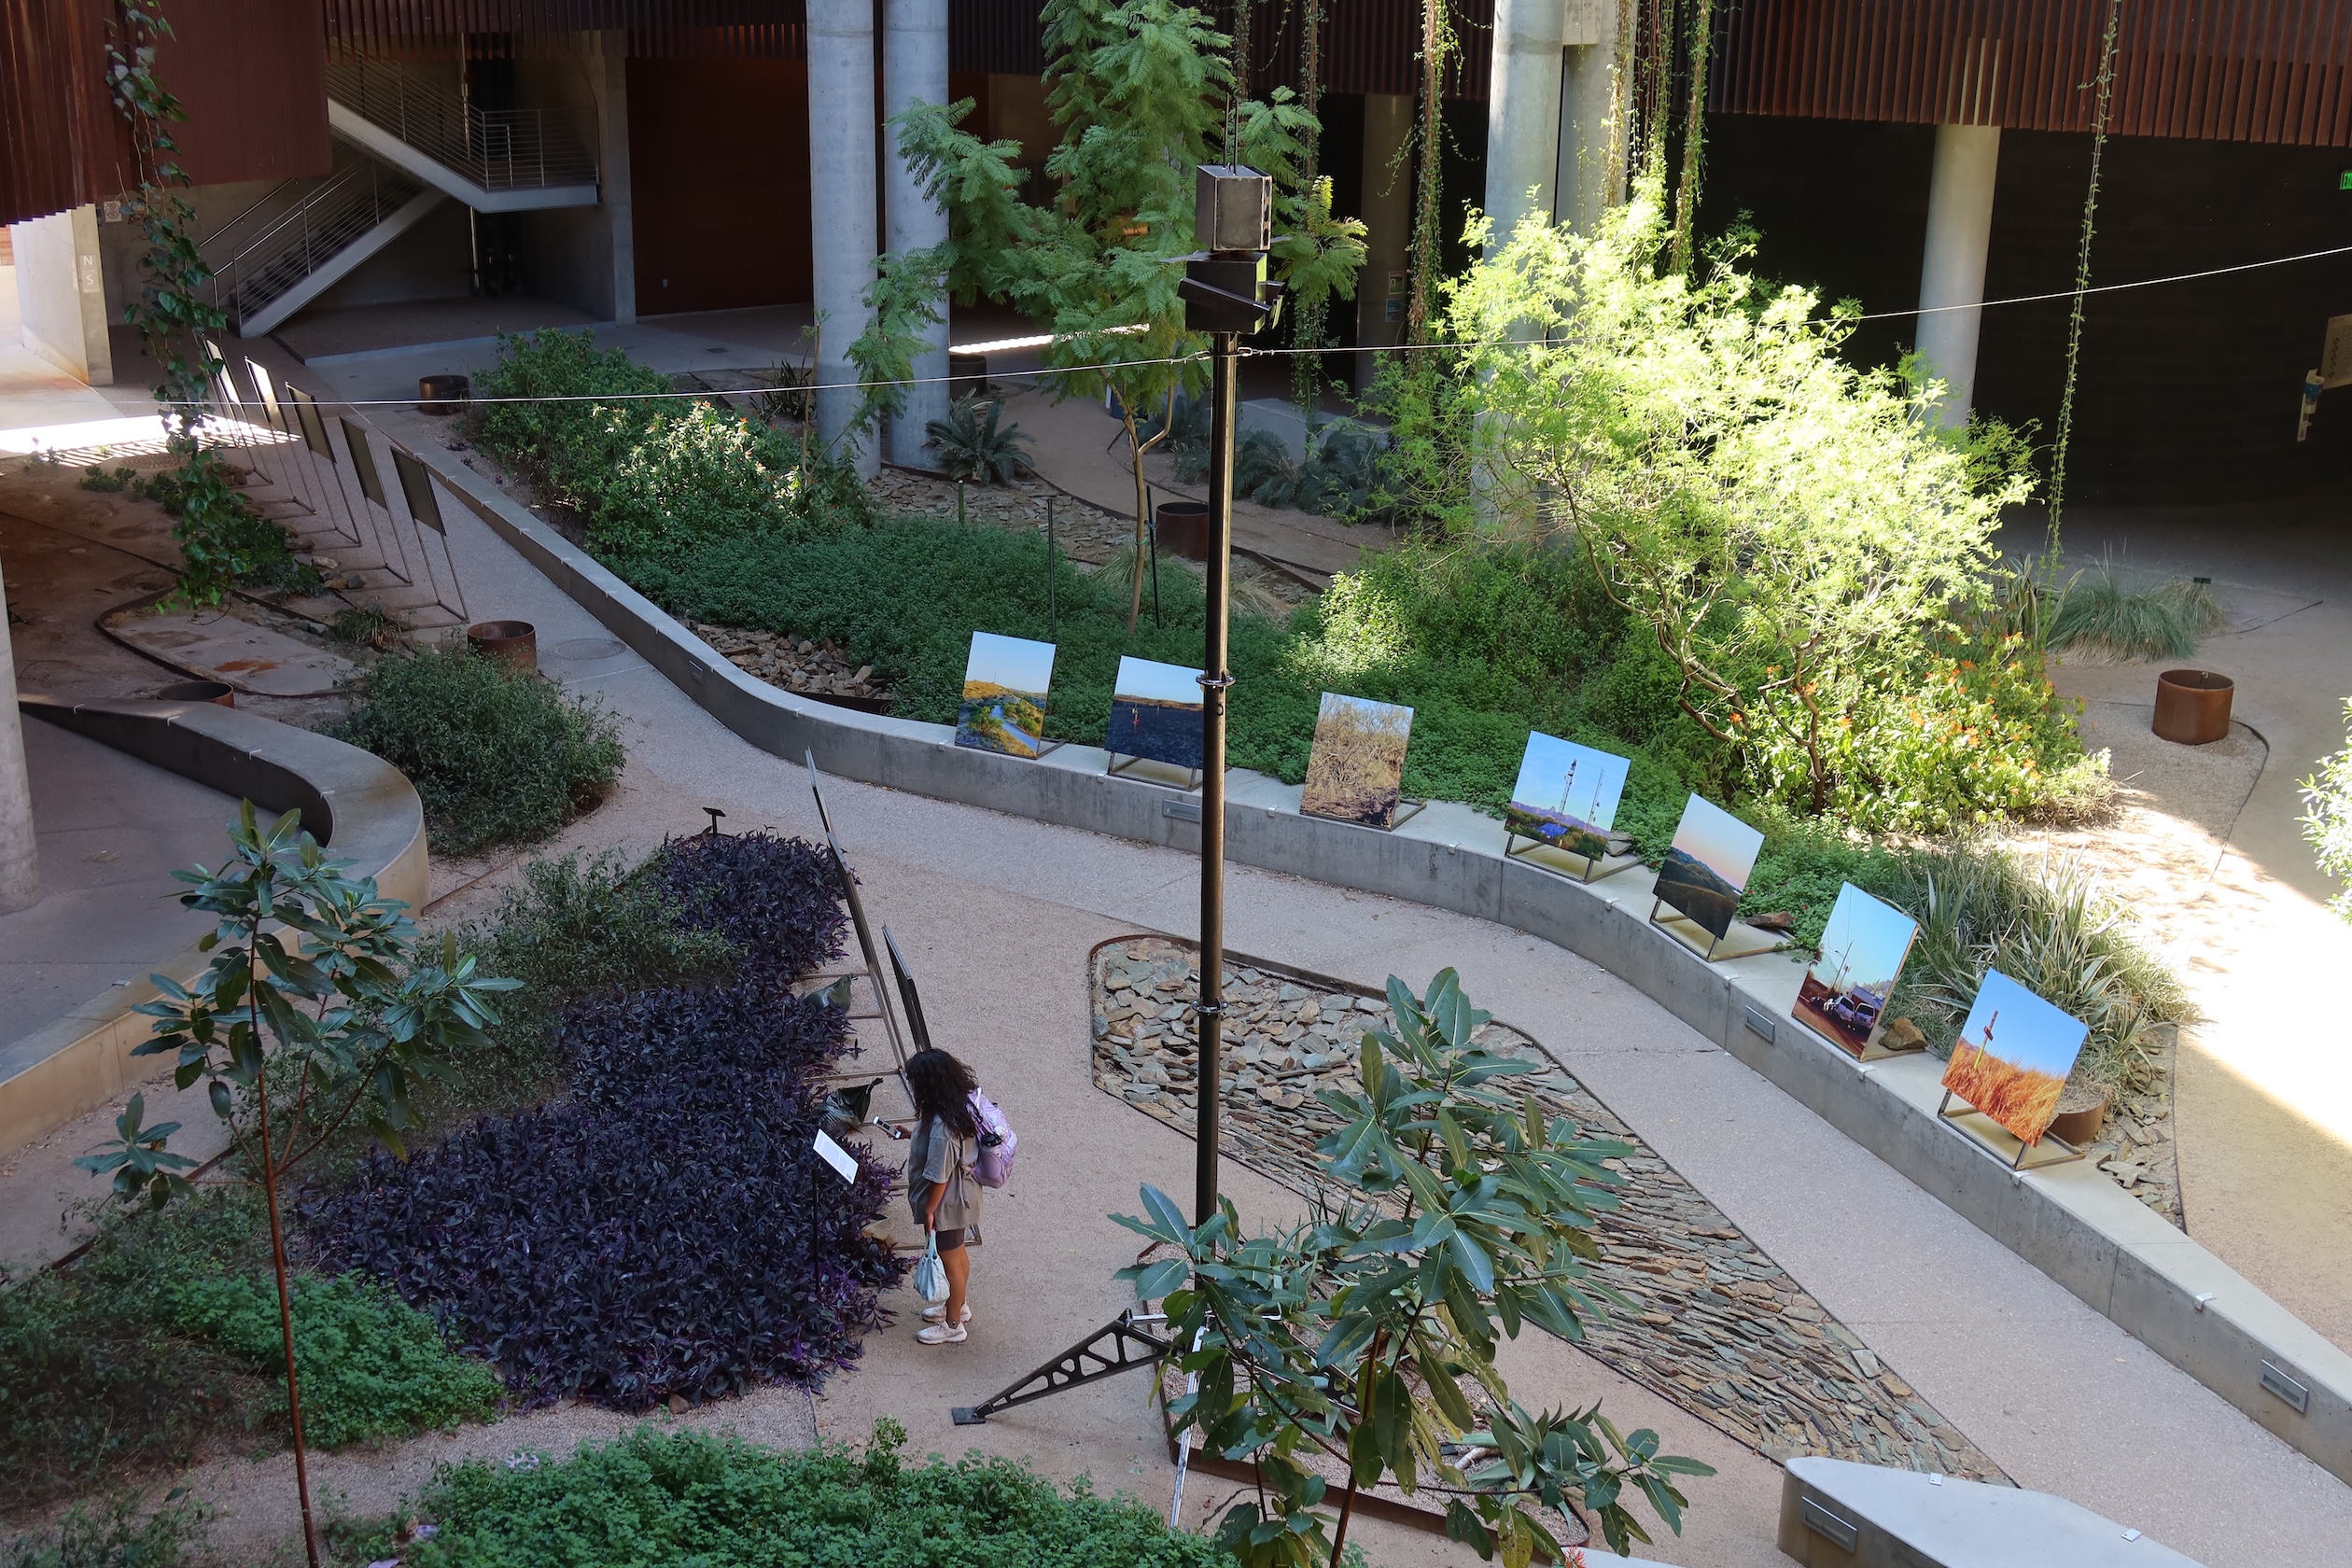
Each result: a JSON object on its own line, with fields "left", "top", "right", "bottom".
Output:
{"left": 417, "top": 373, "right": 470, "bottom": 415}
{"left": 2153, "top": 668, "right": 2233, "bottom": 745}
{"left": 467, "top": 620, "right": 538, "bottom": 674}
{"left": 1154, "top": 500, "right": 1210, "bottom": 563}
{"left": 156, "top": 679, "right": 234, "bottom": 707}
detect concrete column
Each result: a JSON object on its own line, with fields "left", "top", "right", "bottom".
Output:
{"left": 1555, "top": 0, "right": 1621, "bottom": 235}
{"left": 595, "top": 32, "right": 636, "bottom": 326}
{"left": 9, "top": 207, "right": 112, "bottom": 385}
{"left": 1915, "top": 123, "right": 2001, "bottom": 427}
{"left": 883, "top": 0, "right": 949, "bottom": 469}
{"left": 0, "top": 556, "right": 37, "bottom": 914}
{"left": 807, "top": 0, "right": 879, "bottom": 476}
{"left": 1483, "top": 0, "right": 1569, "bottom": 249}
{"left": 1354, "top": 93, "right": 1415, "bottom": 384}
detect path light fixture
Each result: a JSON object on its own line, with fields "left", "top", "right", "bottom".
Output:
{"left": 1177, "top": 164, "right": 1285, "bottom": 1225}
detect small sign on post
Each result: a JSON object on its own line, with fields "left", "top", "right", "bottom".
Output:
{"left": 812, "top": 1129, "right": 859, "bottom": 1183}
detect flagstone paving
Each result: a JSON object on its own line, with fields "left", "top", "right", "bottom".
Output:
{"left": 1089, "top": 935, "right": 2009, "bottom": 1486}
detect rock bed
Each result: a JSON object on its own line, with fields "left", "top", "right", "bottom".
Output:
{"left": 690, "top": 622, "right": 888, "bottom": 704}
{"left": 2081, "top": 1030, "right": 2181, "bottom": 1227}
{"left": 1090, "top": 936, "right": 2009, "bottom": 1484}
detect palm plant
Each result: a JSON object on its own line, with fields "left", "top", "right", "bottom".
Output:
{"left": 924, "top": 395, "right": 1033, "bottom": 484}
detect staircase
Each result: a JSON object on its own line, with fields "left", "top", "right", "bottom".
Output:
{"left": 203, "top": 60, "right": 603, "bottom": 338}
{"left": 206, "top": 155, "right": 445, "bottom": 338}
{"left": 324, "top": 60, "right": 600, "bottom": 212}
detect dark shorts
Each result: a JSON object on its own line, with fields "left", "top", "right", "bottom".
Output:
{"left": 931, "top": 1228, "right": 965, "bottom": 1253}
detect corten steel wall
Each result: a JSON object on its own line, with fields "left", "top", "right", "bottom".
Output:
{"left": 1, "top": 0, "right": 129, "bottom": 227}
{"left": 1714, "top": 0, "right": 2352, "bottom": 147}
{"left": 2, "top": 0, "right": 330, "bottom": 227}
{"left": 627, "top": 54, "right": 812, "bottom": 314}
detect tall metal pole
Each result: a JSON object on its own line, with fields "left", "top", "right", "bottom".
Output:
{"left": 1196, "top": 329, "right": 1239, "bottom": 1226}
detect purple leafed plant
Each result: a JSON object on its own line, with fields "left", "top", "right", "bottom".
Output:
{"left": 646, "top": 831, "right": 850, "bottom": 984}
{"left": 302, "top": 973, "right": 903, "bottom": 1410}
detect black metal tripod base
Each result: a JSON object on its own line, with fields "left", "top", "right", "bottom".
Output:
{"left": 949, "top": 1309, "right": 1170, "bottom": 1424}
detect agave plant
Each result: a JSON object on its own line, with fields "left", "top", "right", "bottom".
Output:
{"left": 1235, "top": 427, "right": 1304, "bottom": 507}
{"left": 924, "top": 395, "right": 1034, "bottom": 484}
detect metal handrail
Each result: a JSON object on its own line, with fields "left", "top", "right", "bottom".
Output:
{"left": 204, "top": 160, "right": 424, "bottom": 329}
{"left": 325, "top": 59, "right": 598, "bottom": 191}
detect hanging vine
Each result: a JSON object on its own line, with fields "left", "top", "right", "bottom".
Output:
{"left": 1404, "top": 0, "right": 1452, "bottom": 345}
{"left": 2046, "top": 0, "right": 2124, "bottom": 564}
{"left": 1667, "top": 0, "right": 1715, "bottom": 273}
{"left": 106, "top": 1, "right": 306, "bottom": 608}
{"left": 1288, "top": 0, "right": 1329, "bottom": 412}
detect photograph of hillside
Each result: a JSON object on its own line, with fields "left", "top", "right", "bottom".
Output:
{"left": 1301, "top": 693, "right": 1415, "bottom": 829}
{"left": 1652, "top": 794, "right": 1765, "bottom": 943}
{"left": 955, "top": 631, "right": 1057, "bottom": 758}
{"left": 1108, "top": 655, "right": 1206, "bottom": 773}
{"left": 1940, "top": 970, "right": 2090, "bottom": 1146}
{"left": 1505, "top": 732, "right": 1631, "bottom": 862}
{"left": 1794, "top": 882, "right": 1919, "bottom": 1056}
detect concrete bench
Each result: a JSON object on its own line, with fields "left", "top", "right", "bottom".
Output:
{"left": 1778, "top": 1457, "right": 2205, "bottom": 1567}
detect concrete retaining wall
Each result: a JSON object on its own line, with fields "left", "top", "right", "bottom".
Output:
{"left": 0, "top": 699, "right": 428, "bottom": 1156}
{"left": 427, "top": 447, "right": 2352, "bottom": 1487}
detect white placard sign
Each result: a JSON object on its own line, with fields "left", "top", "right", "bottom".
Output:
{"left": 813, "top": 1129, "right": 859, "bottom": 1183}
{"left": 2321, "top": 313, "right": 2352, "bottom": 388}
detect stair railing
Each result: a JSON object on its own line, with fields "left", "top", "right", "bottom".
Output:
{"left": 325, "top": 58, "right": 598, "bottom": 192}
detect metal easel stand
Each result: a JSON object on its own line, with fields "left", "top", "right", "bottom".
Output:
{"left": 796, "top": 754, "right": 913, "bottom": 1083}
{"left": 1301, "top": 798, "right": 1427, "bottom": 833}
{"left": 951, "top": 1310, "right": 1171, "bottom": 1425}
{"left": 1936, "top": 1088, "right": 2089, "bottom": 1172}
{"left": 1503, "top": 831, "right": 1643, "bottom": 886}
{"left": 1647, "top": 896, "right": 1731, "bottom": 963}
{"left": 1107, "top": 752, "right": 1205, "bottom": 791}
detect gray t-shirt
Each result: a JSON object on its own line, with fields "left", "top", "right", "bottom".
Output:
{"left": 907, "top": 1114, "right": 980, "bottom": 1231}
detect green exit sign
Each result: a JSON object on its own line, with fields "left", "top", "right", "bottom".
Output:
{"left": 2341, "top": 169, "right": 2352, "bottom": 190}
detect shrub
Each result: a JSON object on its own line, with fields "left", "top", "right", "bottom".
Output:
{"left": 469, "top": 330, "right": 862, "bottom": 561}
{"left": 155, "top": 1270, "right": 499, "bottom": 1448}
{"left": 301, "top": 981, "right": 901, "bottom": 1410}
{"left": 1857, "top": 842, "right": 2191, "bottom": 1092}
{"left": 1, "top": 1491, "right": 209, "bottom": 1568}
{"left": 2049, "top": 570, "right": 2223, "bottom": 662}
{"left": 645, "top": 831, "right": 852, "bottom": 984}
{"left": 326, "top": 646, "right": 624, "bottom": 855}
{"left": 458, "top": 850, "right": 739, "bottom": 1100}
{"left": 2303, "top": 697, "right": 2352, "bottom": 920}
{"left": 374, "top": 1422, "right": 1226, "bottom": 1568}
{"left": 0, "top": 1190, "right": 258, "bottom": 1510}
{"left": 924, "top": 395, "right": 1033, "bottom": 484}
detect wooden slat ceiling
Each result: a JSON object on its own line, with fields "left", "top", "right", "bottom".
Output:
{"left": 1712, "top": 0, "right": 2352, "bottom": 147}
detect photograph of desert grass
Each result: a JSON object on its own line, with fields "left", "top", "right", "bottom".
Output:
{"left": 956, "top": 631, "right": 1057, "bottom": 758}
{"left": 1505, "top": 731, "right": 1631, "bottom": 862}
{"left": 1941, "top": 969, "right": 2090, "bottom": 1146}
{"left": 1794, "top": 882, "right": 1918, "bottom": 1056}
{"left": 1652, "top": 793, "right": 1765, "bottom": 943}
{"left": 1300, "top": 693, "right": 1415, "bottom": 829}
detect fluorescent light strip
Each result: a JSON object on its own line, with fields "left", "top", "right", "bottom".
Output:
{"left": 950, "top": 323, "right": 1146, "bottom": 357}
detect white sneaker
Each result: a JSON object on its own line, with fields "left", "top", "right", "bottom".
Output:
{"left": 922, "top": 1302, "right": 973, "bottom": 1323}
{"left": 916, "top": 1322, "right": 968, "bottom": 1345}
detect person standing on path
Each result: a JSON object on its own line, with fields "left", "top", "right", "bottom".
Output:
{"left": 905, "top": 1047, "right": 982, "bottom": 1345}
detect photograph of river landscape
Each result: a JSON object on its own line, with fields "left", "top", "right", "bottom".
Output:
{"left": 956, "top": 631, "right": 1057, "bottom": 758}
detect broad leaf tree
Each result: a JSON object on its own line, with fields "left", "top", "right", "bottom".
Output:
{"left": 1115, "top": 971, "right": 1711, "bottom": 1567}
{"left": 1441, "top": 183, "right": 2036, "bottom": 822}
{"left": 77, "top": 805, "right": 516, "bottom": 1567}
{"left": 874, "top": 0, "right": 1363, "bottom": 630}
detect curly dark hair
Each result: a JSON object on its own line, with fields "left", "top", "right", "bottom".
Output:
{"left": 905, "top": 1048, "right": 978, "bottom": 1139}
